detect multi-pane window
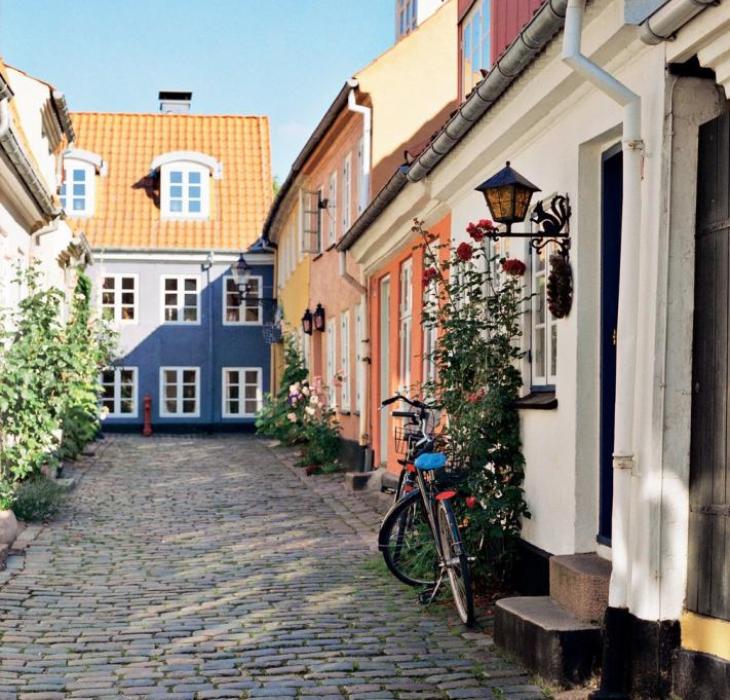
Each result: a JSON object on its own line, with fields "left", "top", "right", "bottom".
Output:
{"left": 326, "top": 322, "right": 336, "bottom": 408}
{"left": 163, "top": 165, "right": 208, "bottom": 218}
{"left": 160, "top": 367, "right": 199, "bottom": 417}
{"left": 397, "top": 0, "right": 418, "bottom": 38}
{"left": 355, "top": 301, "right": 365, "bottom": 414}
{"left": 399, "top": 259, "right": 413, "bottom": 396}
{"left": 422, "top": 281, "right": 437, "bottom": 386}
{"left": 100, "top": 367, "right": 137, "bottom": 417}
{"left": 222, "top": 367, "right": 262, "bottom": 417}
{"left": 531, "top": 245, "right": 558, "bottom": 387}
{"left": 462, "top": 0, "right": 491, "bottom": 98}
{"left": 162, "top": 275, "right": 199, "bottom": 323}
{"left": 340, "top": 310, "right": 351, "bottom": 412}
{"left": 60, "top": 166, "right": 92, "bottom": 215}
{"left": 356, "top": 139, "right": 364, "bottom": 216}
{"left": 342, "top": 154, "right": 352, "bottom": 233}
{"left": 223, "top": 276, "right": 262, "bottom": 325}
{"left": 101, "top": 275, "right": 137, "bottom": 323}
{"left": 327, "top": 171, "right": 338, "bottom": 245}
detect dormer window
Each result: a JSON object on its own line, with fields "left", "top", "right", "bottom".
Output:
{"left": 61, "top": 148, "right": 106, "bottom": 218}
{"left": 150, "top": 151, "right": 222, "bottom": 221}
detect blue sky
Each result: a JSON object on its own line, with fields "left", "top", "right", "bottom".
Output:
{"left": 0, "top": 0, "right": 393, "bottom": 179}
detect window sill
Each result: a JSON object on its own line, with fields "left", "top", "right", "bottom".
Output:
{"left": 512, "top": 391, "right": 558, "bottom": 410}
{"left": 313, "top": 252, "right": 324, "bottom": 261}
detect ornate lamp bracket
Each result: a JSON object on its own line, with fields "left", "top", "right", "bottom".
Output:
{"left": 529, "top": 194, "right": 572, "bottom": 261}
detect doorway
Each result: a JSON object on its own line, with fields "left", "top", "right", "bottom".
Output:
{"left": 598, "top": 144, "right": 623, "bottom": 545}
{"left": 379, "top": 276, "right": 391, "bottom": 467}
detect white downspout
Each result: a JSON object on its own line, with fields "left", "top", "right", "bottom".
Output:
{"left": 347, "top": 78, "right": 371, "bottom": 216}
{"left": 562, "top": 0, "right": 644, "bottom": 610}
{"left": 345, "top": 79, "right": 372, "bottom": 461}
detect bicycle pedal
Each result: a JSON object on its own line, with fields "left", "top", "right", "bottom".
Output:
{"left": 418, "top": 588, "right": 434, "bottom": 605}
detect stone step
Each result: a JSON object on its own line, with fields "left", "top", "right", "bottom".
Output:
{"left": 549, "top": 553, "right": 611, "bottom": 625}
{"left": 494, "top": 596, "right": 601, "bottom": 687}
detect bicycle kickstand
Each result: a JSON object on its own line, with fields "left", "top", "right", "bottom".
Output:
{"left": 418, "top": 570, "right": 445, "bottom": 606}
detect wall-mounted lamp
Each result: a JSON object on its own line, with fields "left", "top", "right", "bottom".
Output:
{"left": 229, "top": 252, "right": 276, "bottom": 307}
{"left": 475, "top": 161, "right": 572, "bottom": 258}
{"left": 301, "top": 308, "right": 313, "bottom": 335}
{"left": 313, "top": 303, "right": 326, "bottom": 332}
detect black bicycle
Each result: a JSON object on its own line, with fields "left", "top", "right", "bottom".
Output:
{"left": 377, "top": 393, "right": 475, "bottom": 626}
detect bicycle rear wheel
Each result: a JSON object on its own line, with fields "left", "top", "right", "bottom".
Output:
{"left": 436, "top": 499, "right": 475, "bottom": 626}
{"left": 378, "top": 489, "right": 437, "bottom": 587}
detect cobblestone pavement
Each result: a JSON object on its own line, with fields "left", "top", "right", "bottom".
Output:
{"left": 0, "top": 436, "right": 547, "bottom": 700}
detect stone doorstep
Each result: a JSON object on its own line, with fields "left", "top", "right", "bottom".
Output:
{"left": 549, "top": 554, "right": 611, "bottom": 625}
{"left": 494, "top": 596, "right": 602, "bottom": 688}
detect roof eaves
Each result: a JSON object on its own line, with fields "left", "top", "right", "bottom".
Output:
{"left": 337, "top": 0, "right": 569, "bottom": 251}
{"left": 262, "top": 82, "right": 352, "bottom": 242}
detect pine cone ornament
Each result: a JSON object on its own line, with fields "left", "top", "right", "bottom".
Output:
{"left": 547, "top": 253, "right": 573, "bottom": 318}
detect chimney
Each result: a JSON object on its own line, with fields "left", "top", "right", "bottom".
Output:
{"left": 159, "top": 91, "right": 192, "bottom": 114}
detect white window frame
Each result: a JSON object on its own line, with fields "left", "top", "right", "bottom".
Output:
{"left": 326, "top": 322, "right": 336, "bottom": 408}
{"left": 160, "top": 163, "right": 210, "bottom": 220}
{"left": 530, "top": 242, "right": 558, "bottom": 388}
{"left": 222, "top": 275, "right": 262, "bottom": 325}
{"left": 61, "top": 161, "right": 95, "bottom": 217}
{"left": 100, "top": 367, "right": 138, "bottom": 418}
{"left": 100, "top": 273, "right": 139, "bottom": 324}
{"left": 340, "top": 310, "right": 351, "bottom": 412}
{"left": 356, "top": 138, "right": 364, "bottom": 216}
{"left": 328, "top": 170, "right": 337, "bottom": 245}
{"left": 160, "top": 274, "right": 201, "bottom": 325}
{"left": 159, "top": 367, "right": 200, "bottom": 418}
{"left": 221, "top": 367, "right": 262, "bottom": 418}
{"left": 399, "top": 258, "right": 413, "bottom": 396}
{"left": 422, "top": 281, "right": 437, "bottom": 386}
{"left": 342, "top": 154, "right": 352, "bottom": 233}
{"left": 355, "top": 300, "right": 365, "bottom": 415}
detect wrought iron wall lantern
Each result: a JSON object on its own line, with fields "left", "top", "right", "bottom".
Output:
{"left": 475, "top": 162, "right": 574, "bottom": 318}
{"left": 229, "top": 252, "right": 276, "bottom": 307}
{"left": 313, "top": 303, "right": 326, "bottom": 332}
{"left": 475, "top": 162, "right": 572, "bottom": 259}
{"left": 301, "top": 308, "right": 313, "bottom": 335}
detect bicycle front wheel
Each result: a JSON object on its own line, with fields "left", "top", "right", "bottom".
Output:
{"left": 436, "top": 499, "right": 475, "bottom": 626}
{"left": 378, "top": 489, "right": 437, "bottom": 587}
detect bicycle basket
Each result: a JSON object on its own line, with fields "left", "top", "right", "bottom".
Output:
{"left": 393, "top": 423, "right": 420, "bottom": 458}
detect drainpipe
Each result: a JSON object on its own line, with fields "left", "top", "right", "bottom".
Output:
{"left": 346, "top": 78, "right": 371, "bottom": 215}
{"left": 562, "top": 2, "right": 643, "bottom": 696}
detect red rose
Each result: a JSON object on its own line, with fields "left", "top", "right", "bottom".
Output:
{"left": 501, "top": 258, "right": 526, "bottom": 277}
{"left": 456, "top": 242, "right": 474, "bottom": 262}
{"left": 468, "top": 226, "right": 485, "bottom": 242}
{"left": 478, "top": 218, "right": 495, "bottom": 230}
{"left": 422, "top": 267, "right": 438, "bottom": 285}
{"left": 465, "top": 496, "right": 478, "bottom": 509}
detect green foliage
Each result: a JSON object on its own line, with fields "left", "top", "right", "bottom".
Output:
{"left": 298, "top": 388, "right": 340, "bottom": 470}
{"left": 12, "top": 475, "right": 65, "bottom": 522}
{"left": 419, "top": 219, "right": 531, "bottom": 589}
{"left": 255, "top": 333, "right": 309, "bottom": 444}
{"left": 0, "top": 266, "right": 115, "bottom": 508}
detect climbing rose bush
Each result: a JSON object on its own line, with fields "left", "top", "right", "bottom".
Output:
{"left": 419, "top": 218, "right": 531, "bottom": 590}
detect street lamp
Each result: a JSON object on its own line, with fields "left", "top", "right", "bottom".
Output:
{"left": 474, "top": 161, "right": 571, "bottom": 258}
{"left": 230, "top": 252, "right": 252, "bottom": 302}
{"left": 313, "top": 303, "right": 325, "bottom": 332}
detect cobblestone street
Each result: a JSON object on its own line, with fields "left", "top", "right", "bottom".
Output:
{"left": 0, "top": 436, "right": 546, "bottom": 700}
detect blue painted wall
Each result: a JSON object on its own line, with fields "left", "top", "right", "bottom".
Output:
{"left": 88, "top": 255, "right": 274, "bottom": 430}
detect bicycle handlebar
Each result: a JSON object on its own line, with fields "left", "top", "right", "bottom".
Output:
{"left": 380, "top": 392, "right": 438, "bottom": 411}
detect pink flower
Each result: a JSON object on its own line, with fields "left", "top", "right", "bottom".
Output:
{"left": 465, "top": 496, "right": 478, "bottom": 509}
{"left": 501, "top": 258, "right": 526, "bottom": 277}
{"left": 456, "top": 242, "right": 474, "bottom": 262}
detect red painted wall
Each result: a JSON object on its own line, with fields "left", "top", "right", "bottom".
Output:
{"left": 491, "top": 0, "right": 543, "bottom": 63}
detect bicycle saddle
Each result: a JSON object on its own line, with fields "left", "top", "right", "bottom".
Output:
{"left": 414, "top": 452, "right": 446, "bottom": 471}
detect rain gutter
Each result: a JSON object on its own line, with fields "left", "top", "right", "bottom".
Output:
{"left": 640, "top": 0, "right": 719, "bottom": 44}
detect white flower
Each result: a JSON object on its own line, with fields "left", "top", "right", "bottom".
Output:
{"left": 289, "top": 383, "right": 300, "bottom": 395}
{"left": 305, "top": 406, "right": 315, "bottom": 416}
{"left": 99, "top": 406, "right": 110, "bottom": 419}
{"left": 287, "top": 412, "right": 297, "bottom": 423}
{"left": 302, "top": 385, "right": 310, "bottom": 396}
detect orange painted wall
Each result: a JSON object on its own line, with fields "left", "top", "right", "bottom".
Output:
{"left": 305, "top": 109, "right": 366, "bottom": 445}
{"left": 369, "top": 214, "right": 451, "bottom": 472}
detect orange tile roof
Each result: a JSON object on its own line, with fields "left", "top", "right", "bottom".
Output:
{"left": 68, "top": 112, "right": 272, "bottom": 251}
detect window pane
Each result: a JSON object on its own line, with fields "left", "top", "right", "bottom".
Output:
{"left": 550, "top": 324, "right": 558, "bottom": 378}
{"left": 226, "top": 278, "right": 236, "bottom": 292}
{"left": 73, "top": 198, "right": 85, "bottom": 210}
{"left": 228, "top": 400, "right": 239, "bottom": 414}
{"left": 102, "top": 308, "right": 114, "bottom": 321}
{"left": 102, "top": 398, "right": 115, "bottom": 410}
{"left": 170, "top": 185, "right": 183, "bottom": 198}
{"left": 245, "top": 400, "right": 257, "bottom": 414}
{"left": 183, "top": 370, "right": 196, "bottom": 384}
{"left": 245, "top": 370, "right": 258, "bottom": 384}
{"left": 184, "top": 293, "right": 197, "bottom": 307}
{"left": 170, "top": 171, "right": 183, "bottom": 183}
{"left": 164, "top": 370, "right": 177, "bottom": 384}
{"left": 166, "top": 399, "right": 177, "bottom": 413}
{"left": 245, "top": 386, "right": 256, "bottom": 400}
{"left": 226, "top": 308, "right": 239, "bottom": 322}
{"left": 165, "top": 293, "right": 177, "bottom": 306}
{"left": 183, "top": 307, "right": 197, "bottom": 322}
{"left": 188, "top": 200, "right": 201, "bottom": 213}
{"left": 188, "top": 171, "right": 201, "bottom": 184}
{"left": 244, "top": 308, "right": 259, "bottom": 323}
{"left": 182, "top": 384, "right": 195, "bottom": 399}
{"left": 184, "top": 279, "right": 196, "bottom": 291}
{"left": 170, "top": 200, "right": 183, "bottom": 212}
{"left": 120, "top": 369, "right": 134, "bottom": 384}
{"left": 73, "top": 169, "right": 86, "bottom": 181}
{"left": 229, "top": 386, "right": 239, "bottom": 400}
{"left": 165, "top": 278, "right": 178, "bottom": 291}
{"left": 227, "top": 370, "right": 239, "bottom": 384}
{"left": 120, "top": 400, "right": 133, "bottom": 414}
{"left": 121, "top": 306, "right": 135, "bottom": 320}
{"left": 165, "top": 385, "right": 177, "bottom": 399}
{"left": 182, "top": 400, "right": 196, "bottom": 414}
{"left": 73, "top": 183, "right": 86, "bottom": 196}
{"left": 122, "top": 277, "right": 134, "bottom": 290}
{"left": 165, "top": 308, "right": 178, "bottom": 321}
{"left": 536, "top": 277, "right": 545, "bottom": 324}
{"left": 102, "top": 292, "right": 115, "bottom": 305}
{"left": 121, "top": 292, "right": 134, "bottom": 305}
{"left": 189, "top": 186, "right": 201, "bottom": 198}
{"left": 535, "top": 329, "right": 545, "bottom": 378}
{"left": 120, "top": 385, "right": 133, "bottom": 399}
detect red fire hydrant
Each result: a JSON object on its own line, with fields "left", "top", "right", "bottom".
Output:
{"left": 142, "top": 394, "right": 153, "bottom": 437}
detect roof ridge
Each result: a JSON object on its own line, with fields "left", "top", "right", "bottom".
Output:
{"left": 71, "top": 111, "right": 269, "bottom": 119}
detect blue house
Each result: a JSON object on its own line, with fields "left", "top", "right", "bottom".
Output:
{"left": 65, "top": 92, "right": 275, "bottom": 431}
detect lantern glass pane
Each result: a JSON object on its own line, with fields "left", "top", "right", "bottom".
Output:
{"left": 513, "top": 186, "right": 534, "bottom": 222}
{"left": 486, "top": 184, "right": 516, "bottom": 223}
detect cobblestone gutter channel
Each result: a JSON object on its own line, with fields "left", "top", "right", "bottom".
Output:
{"left": 0, "top": 435, "right": 547, "bottom": 700}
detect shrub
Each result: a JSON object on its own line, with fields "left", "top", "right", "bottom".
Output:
{"left": 12, "top": 476, "right": 65, "bottom": 522}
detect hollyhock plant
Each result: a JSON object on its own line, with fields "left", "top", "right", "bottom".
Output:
{"left": 417, "top": 218, "right": 531, "bottom": 590}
